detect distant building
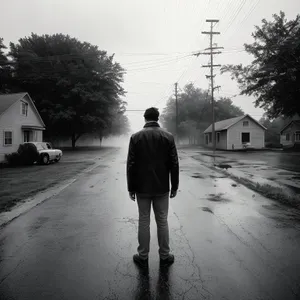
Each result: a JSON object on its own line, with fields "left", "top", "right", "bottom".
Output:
{"left": 280, "top": 120, "right": 300, "bottom": 149}
{"left": 0, "top": 93, "right": 45, "bottom": 162}
{"left": 204, "top": 114, "right": 266, "bottom": 150}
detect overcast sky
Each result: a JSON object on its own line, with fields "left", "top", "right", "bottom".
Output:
{"left": 1, "top": 0, "right": 300, "bottom": 132}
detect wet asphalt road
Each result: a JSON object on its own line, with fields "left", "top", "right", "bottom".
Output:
{"left": 1, "top": 147, "right": 300, "bottom": 300}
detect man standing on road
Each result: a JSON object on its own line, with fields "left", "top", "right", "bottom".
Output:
{"left": 126, "top": 107, "right": 179, "bottom": 269}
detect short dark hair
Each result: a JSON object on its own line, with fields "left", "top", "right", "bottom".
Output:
{"left": 144, "top": 107, "right": 159, "bottom": 121}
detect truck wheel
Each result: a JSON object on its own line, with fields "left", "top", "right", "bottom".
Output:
{"left": 41, "top": 154, "right": 50, "bottom": 165}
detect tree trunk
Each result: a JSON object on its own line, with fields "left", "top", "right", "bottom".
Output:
{"left": 99, "top": 132, "right": 103, "bottom": 146}
{"left": 71, "top": 133, "right": 76, "bottom": 150}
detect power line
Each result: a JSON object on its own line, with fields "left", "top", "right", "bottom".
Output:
{"left": 225, "top": 0, "right": 261, "bottom": 39}
{"left": 223, "top": 0, "right": 248, "bottom": 35}
{"left": 125, "top": 55, "right": 192, "bottom": 72}
{"left": 122, "top": 53, "right": 194, "bottom": 67}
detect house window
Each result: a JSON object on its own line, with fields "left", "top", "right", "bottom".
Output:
{"left": 21, "top": 102, "right": 28, "bottom": 116}
{"left": 4, "top": 131, "right": 13, "bottom": 146}
{"left": 242, "top": 132, "right": 250, "bottom": 143}
{"left": 295, "top": 131, "right": 300, "bottom": 141}
{"left": 216, "top": 132, "right": 220, "bottom": 143}
{"left": 208, "top": 133, "right": 212, "bottom": 143}
{"left": 243, "top": 121, "right": 249, "bottom": 127}
{"left": 286, "top": 133, "right": 290, "bottom": 141}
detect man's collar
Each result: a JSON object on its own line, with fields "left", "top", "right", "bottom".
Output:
{"left": 143, "top": 121, "right": 160, "bottom": 128}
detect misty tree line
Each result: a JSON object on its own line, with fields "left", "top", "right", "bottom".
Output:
{"left": 161, "top": 12, "right": 300, "bottom": 145}
{"left": 0, "top": 33, "right": 130, "bottom": 148}
{"left": 161, "top": 83, "right": 244, "bottom": 144}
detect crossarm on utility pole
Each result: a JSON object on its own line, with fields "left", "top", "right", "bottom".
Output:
{"left": 202, "top": 64, "right": 222, "bottom": 68}
{"left": 201, "top": 31, "right": 220, "bottom": 35}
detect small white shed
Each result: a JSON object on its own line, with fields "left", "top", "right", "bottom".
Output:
{"left": 204, "top": 114, "right": 266, "bottom": 150}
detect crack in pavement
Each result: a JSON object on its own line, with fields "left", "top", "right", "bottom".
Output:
{"left": 172, "top": 211, "right": 213, "bottom": 299}
{"left": 0, "top": 258, "right": 25, "bottom": 286}
{"left": 214, "top": 214, "right": 299, "bottom": 298}
{"left": 226, "top": 246, "right": 275, "bottom": 300}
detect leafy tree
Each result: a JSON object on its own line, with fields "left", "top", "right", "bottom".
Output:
{"left": 7, "top": 33, "right": 126, "bottom": 148}
{"left": 0, "top": 38, "right": 7, "bottom": 63}
{"left": 0, "top": 38, "right": 12, "bottom": 93}
{"left": 222, "top": 12, "right": 300, "bottom": 118}
{"left": 161, "top": 83, "right": 244, "bottom": 144}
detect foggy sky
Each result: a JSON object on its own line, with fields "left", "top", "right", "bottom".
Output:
{"left": 1, "top": 0, "right": 299, "bottom": 132}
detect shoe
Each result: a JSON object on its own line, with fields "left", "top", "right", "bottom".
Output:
{"left": 160, "top": 254, "right": 174, "bottom": 266}
{"left": 133, "top": 254, "right": 148, "bottom": 269}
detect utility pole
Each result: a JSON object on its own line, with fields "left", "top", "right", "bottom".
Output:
{"left": 175, "top": 82, "right": 179, "bottom": 144}
{"left": 198, "top": 19, "right": 223, "bottom": 154}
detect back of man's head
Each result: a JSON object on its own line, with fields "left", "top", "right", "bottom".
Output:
{"left": 144, "top": 107, "right": 159, "bottom": 122}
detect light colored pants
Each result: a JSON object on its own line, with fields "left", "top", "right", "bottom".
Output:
{"left": 136, "top": 192, "right": 170, "bottom": 260}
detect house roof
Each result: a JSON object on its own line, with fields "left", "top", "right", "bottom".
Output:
{"left": 0, "top": 92, "right": 45, "bottom": 127}
{"left": 280, "top": 120, "right": 300, "bottom": 134}
{"left": 0, "top": 92, "right": 28, "bottom": 115}
{"left": 204, "top": 114, "right": 266, "bottom": 133}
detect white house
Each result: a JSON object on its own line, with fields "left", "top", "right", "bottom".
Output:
{"left": 204, "top": 114, "right": 266, "bottom": 150}
{"left": 0, "top": 93, "right": 45, "bottom": 162}
{"left": 280, "top": 120, "right": 300, "bottom": 149}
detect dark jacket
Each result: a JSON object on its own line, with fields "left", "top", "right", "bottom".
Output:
{"left": 127, "top": 122, "right": 179, "bottom": 194}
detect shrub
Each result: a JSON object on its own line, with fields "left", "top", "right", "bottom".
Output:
{"left": 17, "top": 143, "right": 39, "bottom": 165}
{"left": 5, "top": 152, "right": 21, "bottom": 166}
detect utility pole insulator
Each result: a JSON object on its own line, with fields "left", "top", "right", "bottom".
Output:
{"left": 201, "top": 52, "right": 222, "bottom": 55}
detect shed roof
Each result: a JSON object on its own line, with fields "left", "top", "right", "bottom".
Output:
{"left": 204, "top": 114, "right": 266, "bottom": 133}
{"left": 280, "top": 120, "right": 300, "bottom": 134}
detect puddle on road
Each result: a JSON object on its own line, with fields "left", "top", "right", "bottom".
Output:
{"left": 201, "top": 207, "right": 214, "bottom": 214}
{"left": 207, "top": 193, "right": 230, "bottom": 202}
{"left": 191, "top": 173, "right": 205, "bottom": 179}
